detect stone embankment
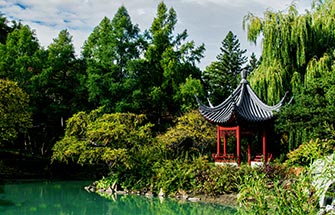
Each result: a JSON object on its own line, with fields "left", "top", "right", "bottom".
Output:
{"left": 84, "top": 182, "right": 237, "bottom": 206}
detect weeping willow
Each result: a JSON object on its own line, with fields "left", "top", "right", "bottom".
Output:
{"left": 244, "top": 0, "right": 335, "bottom": 104}
{"left": 244, "top": 0, "right": 335, "bottom": 151}
{"left": 305, "top": 53, "right": 332, "bottom": 85}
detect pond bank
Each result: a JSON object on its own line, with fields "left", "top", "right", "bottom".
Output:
{"left": 84, "top": 182, "right": 237, "bottom": 207}
{"left": 192, "top": 194, "right": 237, "bottom": 206}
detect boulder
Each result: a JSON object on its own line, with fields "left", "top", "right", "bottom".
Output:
{"left": 188, "top": 197, "right": 201, "bottom": 202}
{"left": 310, "top": 154, "right": 335, "bottom": 208}
{"left": 158, "top": 188, "right": 165, "bottom": 197}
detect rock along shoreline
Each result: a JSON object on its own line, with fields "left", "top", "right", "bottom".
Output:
{"left": 84, "top": 182, "right": 237, "bottom": 206}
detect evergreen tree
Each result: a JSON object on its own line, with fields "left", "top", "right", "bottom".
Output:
{"left": 24, "top": 29, "right": 89, "bottom": 155}
{"left": 0, "top": 13, "right": 21, "bottom": 44}
{"left": 0, "top": 25, "right": 43, "bottom": 92}
{"left": 36, "top": 29, "right": 86, "bottom": 117}
{"left": 82, "top": 6, "right": 143, "bottom": 112}
{"left": 0, "top": 13, "right": 11, "bottom": 44}
{"left": 245, "top": 52, "right": 260, "bottom": 75}
{"left": 131, "top": 2, "right": 205, "bottom": 127}
{"left": 202, "top": 31, "right": 247, "bottom": 105}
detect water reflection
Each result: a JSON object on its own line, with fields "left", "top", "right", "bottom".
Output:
{"left": 0, "top": 181, "right": 236, "bottom": 215}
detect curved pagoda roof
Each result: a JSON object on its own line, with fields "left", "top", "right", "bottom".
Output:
{"left": 196, "top": 71, "right": 288, "bottom": 125}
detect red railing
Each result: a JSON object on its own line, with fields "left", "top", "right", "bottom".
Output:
{"left": 212, "top": 153, "right": 237, "bottom": 163}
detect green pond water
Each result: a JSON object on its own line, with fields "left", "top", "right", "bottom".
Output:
{"left": 0, "top": 180, "right": 236, "bottom": 215}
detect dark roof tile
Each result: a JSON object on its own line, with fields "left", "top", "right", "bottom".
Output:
{"left": 196, "top": 73, "right": 287, "bottom": 124}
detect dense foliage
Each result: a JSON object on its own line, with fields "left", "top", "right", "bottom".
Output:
{"left": 0, "top": 2, "right": 207, "bottom": 156}
{"left": 52, "top": 108, "right": 154, "bottom": 165}
{"left": 275, "top": 52, "right": 335, "bottom": 150}
{"left": 244, "top": 1, "right": 335, "bottom": 152}
{"left": 82, "top": 6, "right": 143, "bottom": 113}
{"left": 284, "top": 137, "right": 335, "bottom": 167}
{"left": 130, "top": 2, "right": 205, "bottom": 127}
{"left": 0, "top": 79, "right": 31, "bottom": 146}
{"left": 157, "top": 110, "right": 216, "bottom": 156}
{"left": 53, "top": 109, "right": 217, "bottom": 193}
{"left": 0, "top": 13, "right": 19, "bottom": 44}
{"left": 244, "top": 2, "right": 335, "bottom": 103}
{"left": 237, "top": 165, "right": 318, "bottom": 214}
{"left": 1, "top": 1, "right": 335, "bottom": 212}
{"left": 0, "top": 25, "right": 43, "bottom": 91}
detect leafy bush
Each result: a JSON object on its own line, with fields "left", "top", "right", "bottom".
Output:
{"left": 52, "top": 108, "right": 154, "bottom": 166}
{"left": 97, "top": 155, "right": 251, "bottom": 197}
{"left": 157, "top": 110, "right": 216, "bottom": 157}
{"left": 285, "top": 138, "right": 335, "bottom": 167}
{"left": 194, "top": 163, "right": 288, "bottom": 197}
{"left": 237, "top": 165, "right": 318, "bottom": 215}
{"left": 0, "top": 79, "right": 32, "bottom": 145}
{"left": 151, "top": 155, "right": 210, "bottom": 194}
{"left": 195, "top": 164, "right": 243, "bottom": 195}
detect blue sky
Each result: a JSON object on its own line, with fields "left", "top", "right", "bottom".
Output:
{"left": 0, "top": 0, "right": 311, "bottom": 69}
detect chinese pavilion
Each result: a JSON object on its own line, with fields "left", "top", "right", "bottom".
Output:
{"left": 196, "top": 70, "right": 288, "bottom": 166}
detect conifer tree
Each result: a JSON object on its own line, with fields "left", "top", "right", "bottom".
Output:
{"left": 202, "top": 31, "right": 247, "bottom": 105}
{"left": 245, "top": 52, "right": 260, "bottom": 75}
{"left": 0, "top": 13, "right": 11, "bottom": 44}
{"left": 82, "top": 6, "right": 143, "bottom": 112}
{"left": 0, "top": 25, "right": 43, "bottom": 92}
{"left": 131, "top": 2, "right": 204, "bottom": 127}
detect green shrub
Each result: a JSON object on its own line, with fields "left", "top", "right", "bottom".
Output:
{"left": 0, "top": 79, "right": 32, "bottom": 145}
{"left": 157, "top": 110, "right": 216, "bottom": 157}
{"left": 237, "top": 164, "right": 318, "bottom": 214}
{"left": 195, "top": 165, "right": 240, "bottom": 195}
{"left": 52, "top": 109, "right": 154, "bottom": 166}
{"left": 151, "top": 155, "right": 210, "bottom": 194}
{"left": 285, "top": 138, "right": 334, "bottom": 167}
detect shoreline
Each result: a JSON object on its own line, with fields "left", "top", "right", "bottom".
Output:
{"left": 85, "top": 183, "right": 237, "bottom": 207}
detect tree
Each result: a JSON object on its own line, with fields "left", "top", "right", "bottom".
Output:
{"left": 28, "top": 29, "right": 87, "bottom": 156}
{"left": 243, "top": 1, "right": 335, "bottom": 151}
{"left": 82, "top": 6, "right": 143, "bottom": 112}
{"left": 243, "top": 1, "right": 335, "bottom": 104}
{"left": 157, "top": 110, "right": 216, "bottom": 156}
{"left": 51, "top": 108, "right": 154, "bottom": 166}
{"left": 245, "top": 52, "right": 260, "bottom": 75}
{"left": 131, "top": 2, "right": 205, "bottom": 127}
{"left": 0, "top": 13, "right": 21, "bottom": 44}
{"left": 0, "top": 25, "right": 44, "bottom": 93}
{"left": 36, "top": 29, "right": 87, "bottom": 117}
{"left": 275, "top": 52, "right": 335, "bottom": 151}
{"left": 0, "top": 24, "right": 48, "bottom": 154}
{"left": 0, "top": 79, "right": 31, "bottom": 146}
{"left": 0, "top": 13, "right": 12, "bottom": 44}
{"left": 202, "top": 31, "right": 247, "bottom": 105}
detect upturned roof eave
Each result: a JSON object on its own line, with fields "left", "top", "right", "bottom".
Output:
{"left": 196, "top": 72, "right": 288, "bottom": 125}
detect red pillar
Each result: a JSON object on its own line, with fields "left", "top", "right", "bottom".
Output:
{"left": 262, "top": 129, "right": 267, "bottom": 163}
{"left": 217, "top": 126, "right": 220, "bottom": 156}
{"left": 248, "top": 143, "right": 251, "bottom": 166}
{"left": 223, "top": 132, "right": 227, "bottom": 156}
{"left": 236, "top": 126, "right": 241, "bottom": 166}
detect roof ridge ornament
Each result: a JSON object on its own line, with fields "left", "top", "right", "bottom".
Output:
{"left": 240, "top": 70, "right": 248, "bottom": 84}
